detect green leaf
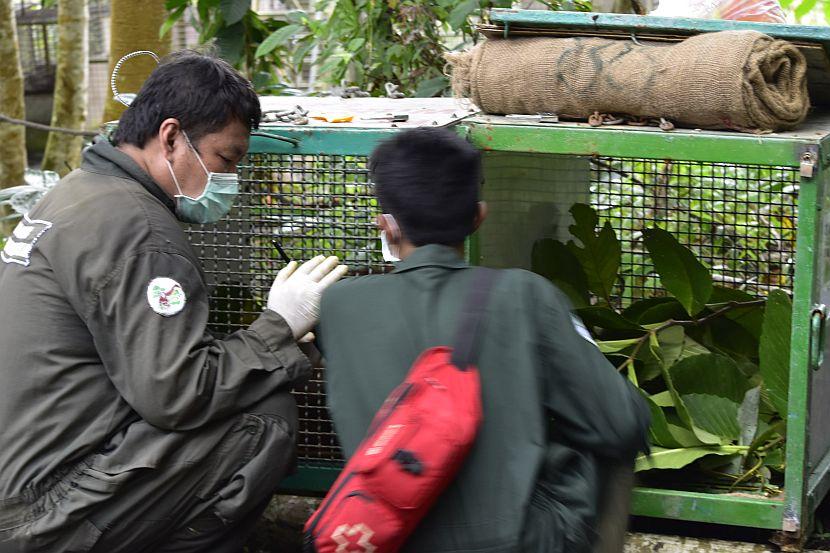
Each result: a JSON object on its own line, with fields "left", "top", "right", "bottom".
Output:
{"left": 642, "top": 227, "right": 713, "bottom": 316}
{"left": 597, "top": 337, "right": 641, "bottom": 354}
{"left": 636, "top": 446, "right": 745, "bottom": 472}
{"left": 682, "top": 394, "right": 741, "bottom": 440}
{"left": 284, "top": 10, "right": 307, "bottom": 24}
{"left": 654, "top": 326, "right": 685, "bottom": 369}
{"left": 220, "top": 0, "right": 251, "bottom": 25}
{"left": 795, "top": 0, "right": 818, "bottom": 19}
{"left": 414, "top": 75, "right": 449, "bottom": 98}
{"left": 638, "top": 300, "right": 688, "bottom": 325}
{"left": 709, "top": 286, "right": 764, "bottom": 339}
{"left": 699, "top": 317, "right": 760, "bottom": 361}
{"left": 650, "top": 390, "right": 674, "bottom": 407}
{"left": 642, "top": 393, "right": 684, "bottom": 448}
{"left": 635, "top": 338, "right": 663, "bottom": 383}
{"left": 567, "top": 205, "right": 621, "bottom": 303}
{"left": 160, "top": 5, "right": 186, "bottom": 38}
{"left": 347, "top": 38, "right": 366, "bottom": 52}
{"left": 576, "top": 306, "right": 642, "bottom": 332}
{"left": 824, "top": 0, "right": 830, "bottom": 23}
{"left": 215, "top": 22, "right": 245, "bottom": 65}
{"left": 658, "top": 351, "right": 723, "bottom": 445}
{"left": 532, "top": 238, "right": 590, "bottom": 308}
{"left": 764, "top": 448, "right": 785, "bottom": 471}
{"left": 623, "top": 297, "right": 677, "bottom": 324}
{"left": 760, "top": 290, "right": 792, "bottom": 418}
{"left": 670, "top": 353, "right": 751, "bottom": 403}
{"left": 292, "top": 40, "right": 316, "bottom": 69}
{"left": 251, "top": 71, "right": 273, "bottom": 91}
{"left": 256, "top": 24, "right": 303, "bottom": 58}
{"left": 667, "top": 423, "right": 705, "bottom": 447}
{"left": 198, "top": 0, "right": 221, "bottom": 24}
{"left": 448, "top": 0, "right": 479, "bottom": 30}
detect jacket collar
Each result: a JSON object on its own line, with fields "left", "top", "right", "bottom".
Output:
{"left": 81, "top": 138, "right": 176, "bottom": 213}
{"left": 391, "top": 244, "right": 469, "bottom": 273}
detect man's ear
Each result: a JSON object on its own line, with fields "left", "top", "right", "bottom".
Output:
{"left": 377, "top": 214, "right": 400, "bottom": 242}
{"left": 376, "top": 214, "right": 391, "bottom": 233}
{"left": 473, "top": 201, "right": 488, "bottom": 232}
{"left": 158, "top": 118, "right": 181, "bottom": 155}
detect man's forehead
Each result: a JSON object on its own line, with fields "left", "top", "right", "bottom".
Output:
{"left": 199, "top": 126, "right": 249, "bottom": 156}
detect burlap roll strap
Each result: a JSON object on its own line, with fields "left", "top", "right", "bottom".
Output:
{"left": 446, "top": 31, "right": 809, "bottom": 133}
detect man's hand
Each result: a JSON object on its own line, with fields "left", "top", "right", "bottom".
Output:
{"left": 267, "top": 256, "right": 348, "bottom": 340}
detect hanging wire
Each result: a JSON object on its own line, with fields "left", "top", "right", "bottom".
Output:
{"left": 110, "top": 50, "right": 160, "bottom": 107}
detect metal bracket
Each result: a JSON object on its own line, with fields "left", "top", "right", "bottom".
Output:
{"left": 810, "top": 304, "right": 826, "bottom": 371}
{"left": 251, "top": 131, "right": 300, "bottom": 147}
{"left": 799, "top": 145, "right": 819, "bottom": 179}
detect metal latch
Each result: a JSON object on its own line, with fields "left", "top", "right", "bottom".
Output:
{"left": 800, "top": 151, "right": 816, "bottom": 178}
{"left": 810, "top": 304, "right": 826, "bottom": 371}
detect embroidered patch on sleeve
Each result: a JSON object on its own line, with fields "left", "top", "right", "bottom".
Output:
{"left": 1, "top": 215, "right": 53, "bottom": 266}
{"left": 147, "top": 277, "right": 187, "bottom": 317}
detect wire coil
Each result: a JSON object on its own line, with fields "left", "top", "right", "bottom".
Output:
{"left": 110, "top": 50, "right": 160, "bottom": 107}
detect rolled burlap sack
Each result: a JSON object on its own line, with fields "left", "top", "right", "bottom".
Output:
{"left": 446, "top": 31, "right": 808, "bottom": 132}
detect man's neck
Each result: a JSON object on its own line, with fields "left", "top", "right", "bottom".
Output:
{"left": 116, "top": 143, "right": 176, "bottom": 199}
{"left": 397, "top": 242, "right": 465, "bottom": 260}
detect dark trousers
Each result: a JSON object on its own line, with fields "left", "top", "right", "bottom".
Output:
{"left": 522, "top": 447, "right": 635, "bottom": 553}
{"left": 0, "top": 392, "right": 297, "bottom": 553}
{"left": 592, "top": 460, "right": 635, "bottom": 553}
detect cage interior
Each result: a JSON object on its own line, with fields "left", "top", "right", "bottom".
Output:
{"left": 186, "top": 150, "right": 799, "bottom": 469}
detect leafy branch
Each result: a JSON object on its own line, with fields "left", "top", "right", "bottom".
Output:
{"left": 617, "top": 299, "right": 766, "bottom": 372}
{"left": 533, "top": 204, "right": 790, "bottom": 490}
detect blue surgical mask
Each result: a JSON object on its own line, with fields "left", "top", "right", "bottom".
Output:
{"left": 166, "top": 132, "right": 239, "bottom": 224}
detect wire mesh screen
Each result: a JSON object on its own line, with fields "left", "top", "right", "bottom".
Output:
{"left": 186, "top": 151, "right": 800, "bottom": 467}
{"left": 186, "top": 152, "right": 390, "bottom": 464}
{"left": 590, "top": 158, "right": 799, "bottom": 304}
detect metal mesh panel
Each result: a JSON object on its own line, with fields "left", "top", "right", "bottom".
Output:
{"left": 186, "top": 153, "right": 390, "bottom": 464}
{"left": 590, "top": 158, "right": 799, "bottom": 304}
{"left": 187, "top": 151, "right": 800, "bottom": 468}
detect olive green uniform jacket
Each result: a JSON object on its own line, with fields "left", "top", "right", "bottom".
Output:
{"left": 0, "top": 140, "right": 310, "bottom": 501}
{"left": 319, "top": 245, "right": 650, "bottom": 553}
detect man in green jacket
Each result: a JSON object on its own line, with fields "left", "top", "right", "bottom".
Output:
{"left": 319, "top": 128, "right": 650, "bottom": 552}
{"left": 0, "top": 51, "right": 345, "bottom": 552}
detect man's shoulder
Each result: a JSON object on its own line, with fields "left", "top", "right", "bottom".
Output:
{"left": 323, "top": 273, "right": 388, "bottom": 303}
{"left": 36, "top": 169, "right": 186, "bottom": 252}
{"left": 323, "top": 267, "right": 557, "bottom": 304}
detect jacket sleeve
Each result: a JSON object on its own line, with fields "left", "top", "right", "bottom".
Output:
{"left": 84, "top": 249, "right": 311, "bottom": 430}
{"left": 535, "top": 279, "right": 650, "bottom": 458}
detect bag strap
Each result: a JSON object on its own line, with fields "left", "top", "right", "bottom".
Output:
{"left": 451, "top": 268, "right": 500, "bottom": 370}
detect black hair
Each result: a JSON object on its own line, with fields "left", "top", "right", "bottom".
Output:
{"left": 370, "top": 127, "right": 481, "bottom": 246}
{"left": 112, "top": 50, "right": 260, "bottom": 147}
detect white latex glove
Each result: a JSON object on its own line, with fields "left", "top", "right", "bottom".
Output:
{"left": 267, "top": 255, "right": 348, "bottom": 340}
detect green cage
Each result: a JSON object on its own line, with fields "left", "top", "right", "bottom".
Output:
{"left": 184, "top": 11, "right": 830, "bottom": 543}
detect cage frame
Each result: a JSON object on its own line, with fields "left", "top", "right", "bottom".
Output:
{"left": 242, "top": 106, "right": 830, "bottom": 537}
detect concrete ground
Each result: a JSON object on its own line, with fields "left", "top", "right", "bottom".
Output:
{"left": 243, "top": 495, "right": 830, "bottom": 553}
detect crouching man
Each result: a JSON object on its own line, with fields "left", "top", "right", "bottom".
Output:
{"left": 0, "top": 51, "right": 346, "bottom": 552}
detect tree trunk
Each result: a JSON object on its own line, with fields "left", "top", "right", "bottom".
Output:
{"left": 42, "top": 0, "right": 89, "bottom": 176}
{"left": 0, "top": 0, "right": 27, "bottom": 190}
{"left": 102, "top": 0, "right": 171, "bottom": 124}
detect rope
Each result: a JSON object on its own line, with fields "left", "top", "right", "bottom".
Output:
{"left": 0, "top": 113, "right": 99, "bottom": 137}
{"left": 111, "top": 50, "right": 160, "bottom": 107}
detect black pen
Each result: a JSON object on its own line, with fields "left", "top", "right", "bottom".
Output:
{"left": 271, "top": 240, "right": 291, "bottom": 263}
